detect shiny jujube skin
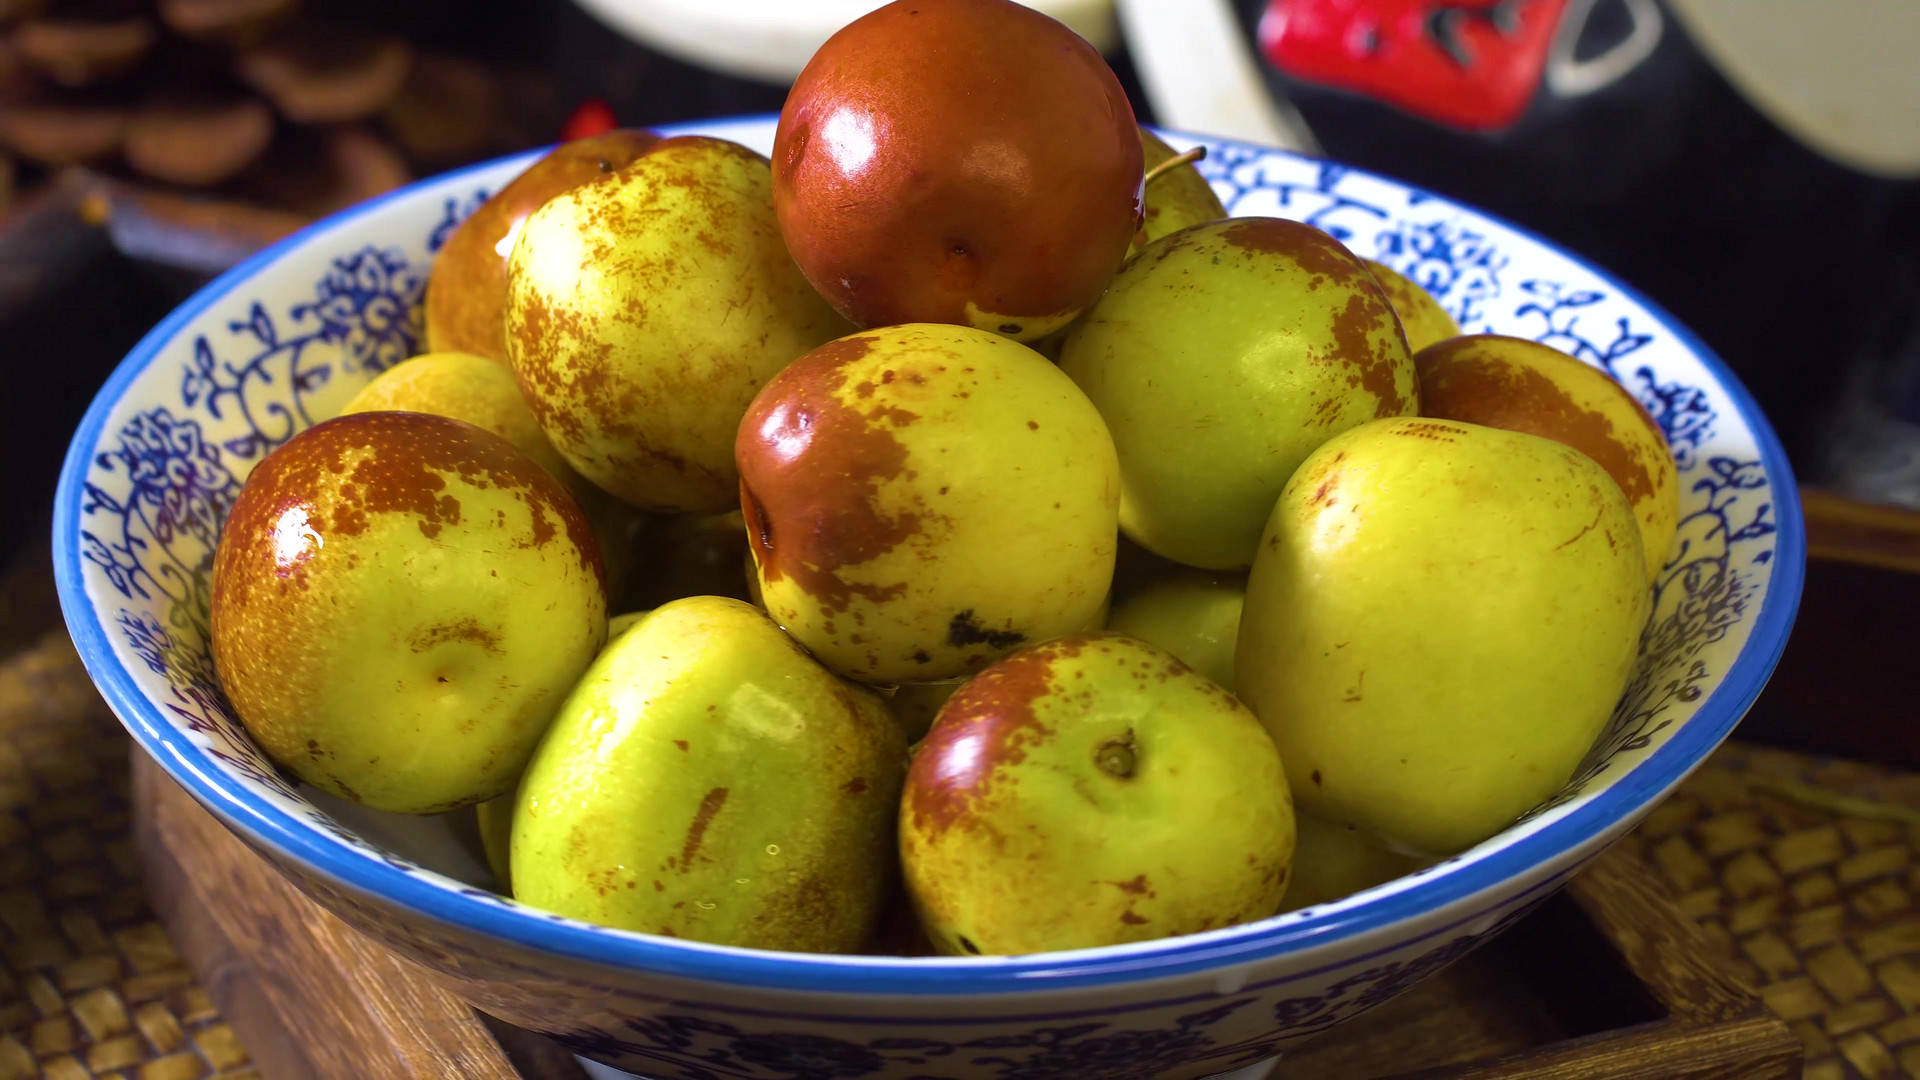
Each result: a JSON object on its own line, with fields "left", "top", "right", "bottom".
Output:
{"left": 1060, "top": 217, "right": 1419, "bottom": 571}
{"left": 510, "top": 597, "right": 906, "bottom": 953}
{"left": 1365, "top": 260, "right": 1461, "bottom": 354}
{"left": 1415, "top": 334, "right": 1680, "bottom": 582}
{"left": 736, "top": 324, "right": 1120, "bottom": 684}
{"left": 506, "top": 136, "right": 848, "bottom": 513}
{"left": 1106, "top": 570, "right": 1246, "bottom": 693}
{"left": 772, "top": 0, "right": 1143, "bottom": 341}
{"left": 900, "top": 633, "right": 1294, "bottom": 956}
{"left": 209, "top": 411, "right": 608, "bottom": 814}
{"left": 425, "top": 129, "right": 660, "bottom": 363}
{"left": 1236, "top": 418, "right": 1650, "bottom": 855}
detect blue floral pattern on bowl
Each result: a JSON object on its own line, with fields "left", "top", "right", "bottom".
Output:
{"left": 54, "top": 116, "right": 1804, "bottom": 1080}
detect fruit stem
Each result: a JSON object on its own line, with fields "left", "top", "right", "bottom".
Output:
{"left": 1096, "top": 733, "right": 1136, "bottom": 779}
{"left": 1143, "top": 146, "right": 1207, "bottom": 189}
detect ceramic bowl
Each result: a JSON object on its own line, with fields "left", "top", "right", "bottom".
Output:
{"left": 54, "top": 115, "right": 1804, "bottom": 1080}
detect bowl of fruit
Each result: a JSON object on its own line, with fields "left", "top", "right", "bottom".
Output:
{"left": 54, "top": 2, "right": 1803, "bottom": 1078}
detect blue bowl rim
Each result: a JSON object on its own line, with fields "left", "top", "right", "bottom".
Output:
{"left": 54, "top": 113, "right": 1807, "bottom": 997}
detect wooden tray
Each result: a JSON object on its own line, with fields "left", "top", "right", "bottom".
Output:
{"left": 127, "top": 747, "right": 1801, "bottom": 1080}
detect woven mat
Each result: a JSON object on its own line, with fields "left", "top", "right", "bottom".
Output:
{"left": 1627, "top": 744, "right": 1920, "bottom": 1079}
{"left": 0, "top": 561, "right": 1913, "bottom": 1078}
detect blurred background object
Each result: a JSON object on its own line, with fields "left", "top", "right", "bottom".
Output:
{"left": 1117, "top": 0, "right": 1317, "bottom": 152}
{"left": 570, "top": 0, "right": 1119, "bottom": 84}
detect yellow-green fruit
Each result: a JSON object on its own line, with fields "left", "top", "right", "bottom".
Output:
{"left": 479, "top": 604, "right": 652, "bottom": 890}
{"left": 1237, "top": 418, "right": 1649, "bottom": 855}
{"left": 606, "top": 610, "right": 648, "bottom": 640}
{"left": 1131, "top": 128, "right": 1227, "bottom": 257}
{"left": 1107, "top": 571, "right": 1245, "bottom": 692}
{"left": 737, "top": 325, "right": 1120, "bottom": 683}
{"left": 1280, "top": 812, "right": 1425, "bottom": 912}
{"left": 209, "top": 412, "right": 608, "bottom": 814}
{"left": 338, "top": 350, "right": 651, "bottom": 603}
{"left": 1416, "top": 334, "right": 1680, "bottom": 583}
{"left": 476, "top": 792, "right": 514, "bottom": 889}
{"left": 506, "top": 135, "right": 848, "bottom": 514}
{"left": 1365, "top": 260, "right": 1461, "bottom": 354}
{"left": 901, "top": 633, "right": 1294, "bottom": 955}
{"left": 341, "top": 351, "right": 575, "bottom": 483}
{"left": 511, "top": 597, "right": 906, "bottom": 951}
{"left": 1060, "top": 218, "right": 1419, "bottom": 570}
{"left": 425, "top": 129, "right": 660, "bottom": 363}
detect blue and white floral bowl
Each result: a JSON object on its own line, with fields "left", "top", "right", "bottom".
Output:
{"left": 55, "top": 115, "right": 1804, "bottom": 1080}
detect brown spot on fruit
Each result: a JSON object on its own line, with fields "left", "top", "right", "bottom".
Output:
{"left": 1329, "top": 288, "right": 1412, "bottom": 415}
{"left": 674, "top": 739, "right": 689, "bottom": 752}
{"left": 904, "top": 635, "right": 1087, "bottom": 837}
{"left": 1555, "top": 506, "right": 1604, "bottom": 551}
{"left": 409, "top": 618, "right": 503, "bottom": 656}
{"left": 1219, "top": 218, "right": 1369, "bottom": 288}
{"left": 1416, "top": 335, "right": 1661, "bottom": 503}
{"left": 1119, "top": 910, "right": 1148, "bottom": 925}
{"left": 669, "top": 786, "right": 729, "bottom": 872}
{"left": 843, "top": 777, "right": 868, "bottom": 794}
{"left": 946, "top": 610, "right": 1025, "bottom": 649}
{"left": 1311, "top": 769, "right": 1323, "bottom": 787}
{"left": 427, "top": 128, "right": 660, "bottom": 364}
{"left": 1109, "top": 874, "right": 1151, "bottom": 895}
{"left": 1390, "top": 420, "right": 1468, "bottom": 442}
{"left": 735, "top": 335, "right": 922, "bottom": 614}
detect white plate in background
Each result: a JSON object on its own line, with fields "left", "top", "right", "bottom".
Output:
{"left": 570, "top": 0, "right": 1120, "bottom": 84}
